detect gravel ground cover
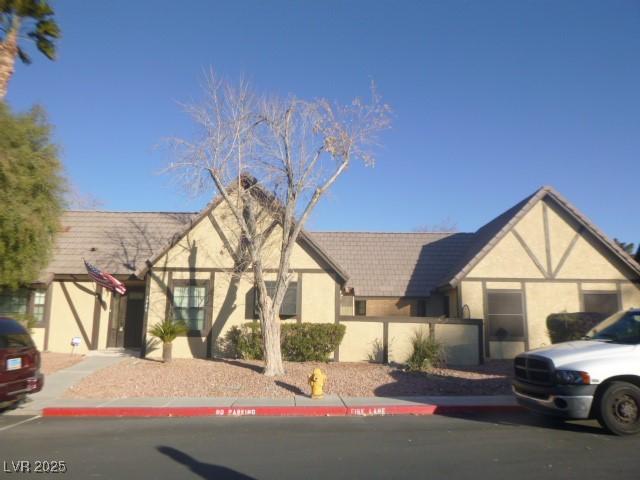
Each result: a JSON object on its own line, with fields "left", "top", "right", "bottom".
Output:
{"left": 66, "top": 358, "right": 512, "bottom": 399}
{"left": 41, "top": 352, "right": 85, "bottom": 375}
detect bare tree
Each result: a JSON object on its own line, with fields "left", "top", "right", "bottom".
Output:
{"left": 413, "top": 217, "right": 458, "bottom": 233}
{"left": 65, "top": 184, "right": 105, "bottom": 210}
{"left": 166, "top": 73, "right": 391, "bottom": 376}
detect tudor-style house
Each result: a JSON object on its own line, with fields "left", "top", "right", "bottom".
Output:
{"left": 1, "top": 185, "right": 638, "bottom": 364}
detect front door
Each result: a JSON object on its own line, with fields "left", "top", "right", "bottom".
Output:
{"left": 123, "top": 290, "right": 145, "bottom": 349}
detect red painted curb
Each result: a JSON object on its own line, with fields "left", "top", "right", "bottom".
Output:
{"left": 41, "top": 404, "right": 522, "bottom": 418}
{"left": 346, "top": 404, "right": 523, "bottom": 416}
{"left": 229, "top": 406, "right": 348, "bottom": 417}
{"left": 42, "top": 407, "right": 218, "bottom": 417}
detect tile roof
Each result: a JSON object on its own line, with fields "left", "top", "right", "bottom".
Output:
{"left": 310, "top": 232, "right": 476, "bottom": 297}
{"left": 47, "top": 211, "right": 196, "bottom": 276}
{"left": 44, "top": 186, "right": 640, "bottom": 295}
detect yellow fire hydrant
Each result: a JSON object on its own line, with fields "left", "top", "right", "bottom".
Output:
{"left": 308, "top": 368, "right": 326, "bottom": 399}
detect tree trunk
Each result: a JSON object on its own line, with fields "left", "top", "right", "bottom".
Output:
{"left": 0, "top": 24, "right": 19, "bottom": 100}
{"left": 162, "top": 342, "right": 172, "bottom": 363}
{"left": 260, "top": 302, "right": 285, "bottom": 376}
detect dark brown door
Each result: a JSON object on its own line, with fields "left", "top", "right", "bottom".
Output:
{"left": 123, "top": 290, "right": 145, "bottom": 349}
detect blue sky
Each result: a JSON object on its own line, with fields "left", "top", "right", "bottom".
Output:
{"left": 6, "top": 1, "right": 640, "bottom": 242}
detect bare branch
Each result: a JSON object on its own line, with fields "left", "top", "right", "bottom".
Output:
{"left": 165, "top": 71, "right": 391, "bottom": 376}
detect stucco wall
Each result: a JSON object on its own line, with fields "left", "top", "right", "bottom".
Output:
{"left": 467, "top": 232, "right": 546, "bottom": 279}
{"left": 524, "top": 282, "right": 580, "bottom": 350}
{"left": 460, "top": 281, "right": 483, "bottom": 319}
{"left": 435, "top": 323, "right": 479, "bottom": 366}
{"left": 300, "top": 273, "right": 336, "bottom": 323}
{"left": 339, "top": 321, "right": 383, "bottom": 362}
{"left": 47, "top": 281, "right": 106, "bottom": 354}
{"left": 556, "top": 237, "right": 628, "bottom": 280}
{"left": 31, "top": 327, "right": 45, "bottom": 351}
{"left": 98, "top": 289, "right": 112, "bottom": 350}
{"left": 387, "top": 322, "right": 425, "bottom": 364}
{"left": 620, "top": 282, "right": 640, "bottom": 309}
{"left": 337, "top": 319, "right": 480, "bottom": 365}
{"left": 546, "top": 203, "right": 579, "bottom": 273}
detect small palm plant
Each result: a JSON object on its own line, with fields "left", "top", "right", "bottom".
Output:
{"left": 149, "top": 320, "right": 188, "bottom": 363}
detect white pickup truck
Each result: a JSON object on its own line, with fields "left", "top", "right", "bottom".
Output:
{"left": 513, "top": 309, "right": 640, "bottom": 435}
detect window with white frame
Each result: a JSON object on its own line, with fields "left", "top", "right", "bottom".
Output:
{"left": 171, "top": 282, "right": 209, "bottom": 332}
{"left": 33, "top": 290, "right": 47, "bottom": 323}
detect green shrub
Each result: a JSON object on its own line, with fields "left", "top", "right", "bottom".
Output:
{"left": 226, "top": 322, "right": 264, "bottom": 360}
{"left": 406, "top": 327, "right": 445, "bottom": 371}
{"left": 547, "top": 312, "right": 605, "bottom": 344}
{"left": 225, "top": 322, "right": 346, "bottom": 362}
{"left": 149, "top": 320, "right": 188, "bottom": 344}
{"left": 281, "top": 323, "right": 346, "bottom": 362}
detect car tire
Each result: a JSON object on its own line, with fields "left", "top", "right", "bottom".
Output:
{"left": 596, "top": 381, "right": 640, "bottom": 436}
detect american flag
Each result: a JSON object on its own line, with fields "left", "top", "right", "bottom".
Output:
{"left": 83, "top": 259, "right": 127, "bottom": 295}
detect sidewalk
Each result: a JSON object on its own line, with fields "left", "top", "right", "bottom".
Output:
{"left": 41, "top": 394, "right": 521, "bottom": 417}
{"left": 6, "top": 354, "right": 127, "bottom": 416}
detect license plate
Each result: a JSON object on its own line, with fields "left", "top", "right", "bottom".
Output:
{"left": 6, "top": 357, "right": 22, "bottom": 371}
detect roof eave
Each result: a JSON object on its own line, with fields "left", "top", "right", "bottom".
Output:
{"left": 545, "top": 188, "right": 640, "bottom": 278}
{"left": 298, "top": 231, "right": 349, "bottom": 284}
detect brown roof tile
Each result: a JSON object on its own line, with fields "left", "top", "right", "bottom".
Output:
{"left": 310, "top": 232, "right": 475, "bottom": 297}
{"left": 47, "top": 211, "right": 196, "bottom": 276}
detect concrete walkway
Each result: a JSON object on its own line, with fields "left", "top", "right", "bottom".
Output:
{"left": 6, "top": 355, "right": 127, "bottom": 416}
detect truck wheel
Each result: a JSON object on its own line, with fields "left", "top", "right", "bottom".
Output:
{"left": 596, "top": 381, "right": 640, "bottom": 436}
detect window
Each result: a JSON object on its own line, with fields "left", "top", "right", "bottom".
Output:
{"left": 443, "top": 296, "right": 450, "bottom": 318}
{"left": 583, "top": 292, "right": 619, "bottom": 317}
{"left": 0, "top": 288, "right": 46, "bottom": 325}
{"left": 340, "top": 295, "right": 354, "bottom": 316}
{"left": 416, "top": 299, "right": 427, "bottom": 317}
{"left": 0, "top": 289, "right": 29, "bottom": 317}
{"left": 355, "top": 299, "right": 367, "bottom": 316}
{"left": 487, "top": 291, "right": 525, "bottom": 341}
{"left": 171, "top": 282, "right": 209, "bottom": 332}
{"left": 32, "top": 290, "right": 47, "bottom": 323}
{"left": 255, "top": 281, "right": 298, "bottom": 317}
